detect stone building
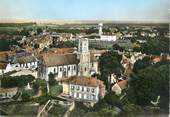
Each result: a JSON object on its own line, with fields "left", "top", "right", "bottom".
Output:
{"left": 38, "top": 38, "right": 101, "bottom": 81}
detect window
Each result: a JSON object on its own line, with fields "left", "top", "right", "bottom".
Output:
{"left": 71, "top": 92, "right": 74, "bottom": 97}
{"left": 87, "top": 88, "right": 90, "bottom": 92}
{"left": 71, "top": 86, "right": 75, "bottom": 90}
{"left": 60, "top": 67, "right": 62, "bottom": 72}
{"left": 92, "top": 95, "right": 96, "bottom": 100}
{"left": 54, "top": 68, "right": 56, "bottom": 73}
{"left": 84, "top": 67, "right": 87, "bottom": 72}
{"left": 82, "top": 94, "right": 84, "bottom": 99}
{"left": 92, "top": 63, "right": 94, "bottom": 67}
{"left": 74, "top": 66, "right": 76, "bottom": 70}
{"left": 91, "top": 88, "right": 95, "bottom": 93}
{"left": 77, "top": 86, "right": 80, "bottom": 91}
{"left": 76, "top": 93, "right": 79, "bottom": 98}
{"left": 68, "top": 66, "right": 70, "bottom": 71}
{"left": 87, "top": 94, "right": 89, "bottom": 99}
{"left": 82, "top": 87, "right": 84, "bottom": 92}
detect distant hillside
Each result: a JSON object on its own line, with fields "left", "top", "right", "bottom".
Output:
{"left": 0, "top": 19, "right": 168, "bottom": 25}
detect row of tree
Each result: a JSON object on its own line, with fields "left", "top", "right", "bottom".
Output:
{"left": 1, "top": 75, "right": 35, "bottom": 88}
{"left": 133, "top": 38, "right": 169, "bottom": 55}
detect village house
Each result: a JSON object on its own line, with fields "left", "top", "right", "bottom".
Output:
{"left": 111, "top": 80, "right": 128, "bottom": 95}
{"left": 109, "top": 74, "right": 128, "bottom": 95}
{"left": 0, "top": 87, "right": 18, "bottom": 99}
{"left": 0, "top": 51, "right": 38, "bottom": 75}
{"left": 61, "top": 76, "right": 105, "bottom": 103}
{"left": 21, "top": 35, "right": 53, "bottom": 50}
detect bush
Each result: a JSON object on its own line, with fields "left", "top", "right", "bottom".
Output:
{"left": 1, "top": 75, "right": 35, "bottom": 88}
{"left": 21, "top": 92, "right": 31, "bottom": 101}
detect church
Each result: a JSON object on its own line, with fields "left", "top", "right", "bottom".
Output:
{"left": 38, "top": 38, "right": 102, "bottom": 81}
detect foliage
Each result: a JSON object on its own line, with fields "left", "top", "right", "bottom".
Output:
{"left": 0, "top": 23, "right": 36, "bottom": 27}
{"left": 0, "top": 39, "right": 21, "bottom": 51}
{"left": 53, "top": 41, "right": 77, "bottom": 48}
{"left": 32, "top": 80, "right": 40, "bottom": 92}
{"left": 50, "top": 85, "right": 62, "bottom": 97}
{"left": 48, "top": 72, "right": 57, "bottom": 86}
{"left": 37, "top": 28, "right": 43, "bottom": 34}
{"left": 133, "top": 38, "right": 169, "bottom": 55}
{"left": 94, "top": 92, "right": 120, "bottom": 110}
{"left": 33, "top": 79, "right": 48, "bottom": 94}
{"left": 127, "top": 64, "right": 169, "bottom": 111}
{"left": 99, "top": 50, "right": 124, "bottom": 88}
{"left": 112, "top": 44, "right": 125, "bottom": 51}
{"left": 33, "top": 94, "right": 52, "bottom": 105}
{"left": 1, "top": 75, "right": 35, "bottom": 88}
{"left": 133, "top": 56, "right": 150, "bottom": 73}
{"left": 104, "top": 91, "right": 120, "bottom": 107}
{"left": 19, "top": 28, "right": 30, "bottom": 36}
{"left": 21, "top": 92, "right": 31, "bottom": 101}
{"left": 48, "top": 104, "right": 68, "bottom": 117}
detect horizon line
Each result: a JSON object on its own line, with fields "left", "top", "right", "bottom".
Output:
{"left": 0, "top": 18, "right": 168, "bottom": 24}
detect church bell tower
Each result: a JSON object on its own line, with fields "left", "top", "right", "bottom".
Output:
{"left": 77, "top": 38, "right": 90, "bottom": 77}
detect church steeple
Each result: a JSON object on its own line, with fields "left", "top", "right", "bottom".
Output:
{"left": 77, "top": 38, "right": 90, "bottom": 77}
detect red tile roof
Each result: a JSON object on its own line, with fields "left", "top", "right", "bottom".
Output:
{"left": 63, "top": 76, "right": 105, "bottom": 87}
{"left": 117, "top": 80, "right": 128, "bottom": 90}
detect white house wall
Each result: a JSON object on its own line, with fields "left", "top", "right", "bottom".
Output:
{"left": 43, "top": 64, "right": 77, "bottom": 81}
{"left": 69, "top": 84, "right": 99, "bottom": 102}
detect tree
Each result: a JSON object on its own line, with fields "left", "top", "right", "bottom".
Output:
{"left": 48, "top": 73, "right": 57, "bottom": 86}
{"left": 133, "top": 38, "right": 169, "bottom": 55}
{"left": 99, "top": 50, "right": 124, "bottom": 89}
{"left": 21, "top": 92, "right": 31, "bottom": 101}
{"left": 53, "top": 41, "right": 77, "bottom": 48}
{"left": 133, "top": 56, "right": 150, "bottom": 73}
{"left": 1, "top": 75, "right": 35, "bottom": 88}
{"left": 127, "top": 64, "right": 169, "bottom": 111}
{"left": 32, "top": 80, "right": 40, "bottom": 92}
{"left": 112, "top": 44, "right": 124, "bottom": 51}
{"left": 0, "top": 39, "right": 21, "bottom": 51}
{"left": 104, "top": 92, "right": 120, "bottom": 107}
{"left": 37, "top": 28, "right": 43, "bottom": 34}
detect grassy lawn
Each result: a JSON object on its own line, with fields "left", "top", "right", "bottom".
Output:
{"left": 0, "top": 27, "right": 19, "bottom": 34}
{"left": 1, "top": 102, "right": 39, "bottom": 116}
{"left": 48, "top": 104, "right": 68, "bottom": 117}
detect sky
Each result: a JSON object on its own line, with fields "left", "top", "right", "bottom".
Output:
{"left": 0, "top": 0, "right": 169, "bottom": 22}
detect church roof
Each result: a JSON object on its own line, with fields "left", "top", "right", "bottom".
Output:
{"left": 42, "top": 53, "right": 78, "bottom": 67}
